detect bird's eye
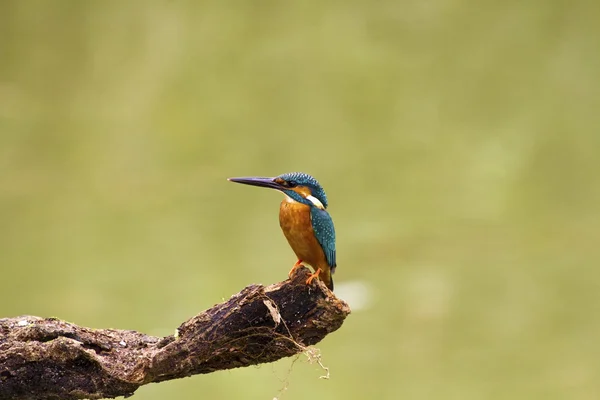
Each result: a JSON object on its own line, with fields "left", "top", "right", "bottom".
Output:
{"left": 275, "top": 178, "right": 296, "bottom": 188}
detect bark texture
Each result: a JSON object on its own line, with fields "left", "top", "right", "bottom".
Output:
{"left": 0, "top": 268, "right": 350, "bottom": 399}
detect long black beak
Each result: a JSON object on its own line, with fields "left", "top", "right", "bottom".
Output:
{"left": 227, "top": 176, "right": 284, "bottom": 191}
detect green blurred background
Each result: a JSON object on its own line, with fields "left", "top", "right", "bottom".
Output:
{"left": 1, "top": 1, "right": 599, "bottom": 399}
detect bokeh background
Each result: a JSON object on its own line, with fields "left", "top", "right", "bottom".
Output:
{"left": 1, "top": 1, "right": 599, "bottom": 399}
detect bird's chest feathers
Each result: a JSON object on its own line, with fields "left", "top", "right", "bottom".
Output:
{"left": 279, "top": 198, "right": 312, "bottom": 235}
{"left": 279, "top": 196, "right": 325, "bottom": 266}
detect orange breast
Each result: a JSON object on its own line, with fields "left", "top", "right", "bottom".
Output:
{"left": 279, "top": 199, "right": 327, "bottom": 271}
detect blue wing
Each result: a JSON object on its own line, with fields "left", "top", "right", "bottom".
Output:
{"left": 310, "top": 207, "right": 337, "bottom": 272}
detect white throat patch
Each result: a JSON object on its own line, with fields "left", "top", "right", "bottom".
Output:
{"left": 306, "top": 195, "right": 325, "bottom": 210}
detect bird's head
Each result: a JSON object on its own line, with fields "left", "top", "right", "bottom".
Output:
{"left": 228, "top": 172, "right": 328, "bottom": 209}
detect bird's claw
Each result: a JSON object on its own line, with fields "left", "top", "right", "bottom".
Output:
{"left": 305, "top": 268, "right": 322, "bottom": 285}
{"left": 288, "top": 260, "right": 303, "bottom": 279}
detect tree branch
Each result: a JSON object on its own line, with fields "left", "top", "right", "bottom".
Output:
{"left": 0, "top": 267, "right": 350, "bottom": 399}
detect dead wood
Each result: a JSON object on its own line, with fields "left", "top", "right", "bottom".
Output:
{"left": 0, "top": 267, "right": 350, "bottom": 399}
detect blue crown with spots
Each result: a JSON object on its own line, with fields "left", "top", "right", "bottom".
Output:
{"left": 278, "top": 172, "right": 329, "bottom": 208}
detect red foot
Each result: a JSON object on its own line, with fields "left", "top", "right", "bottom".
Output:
{"left": 305, "top": 268, "right": 322, "bottom": 285}
{"left": 288, "top": 260, "right": 303, "bottom": 278}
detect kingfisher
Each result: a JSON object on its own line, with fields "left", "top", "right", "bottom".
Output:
{"left": 228, "top": 172, "right": 336, "bottom": 290}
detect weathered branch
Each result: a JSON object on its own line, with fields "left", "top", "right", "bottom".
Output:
{"left": 0, "top": 267, "right": 350, "bottom": 400}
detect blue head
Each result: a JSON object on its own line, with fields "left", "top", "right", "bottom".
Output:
{"left": 228, "top": 172, "right": 329, "bottom": 209}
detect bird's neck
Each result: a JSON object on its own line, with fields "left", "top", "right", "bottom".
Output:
{"left": 284, "top": 194, "right": 325, "bottom": 210}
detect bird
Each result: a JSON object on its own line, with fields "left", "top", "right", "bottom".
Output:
{"left": 228, "top": 172, "right": 336, "bottom": 290}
